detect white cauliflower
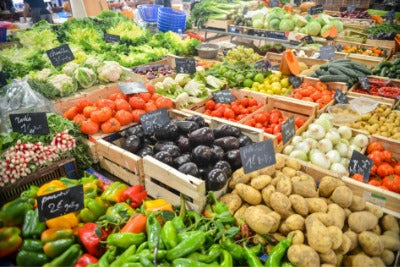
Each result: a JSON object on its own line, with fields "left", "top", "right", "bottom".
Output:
{"left": 184, "top": 80, "right": 206, "bottom": 97}
{"left": 206, "top": 75, "right": 225, "bottom": 90}
{"left": 85, "top": 56, "right": 103, "bottom": 70}
{"left": 97, "top": 61, "right": 123, "bottom": 82}
{"left": 174, "top": 74, "right": 191, "bottom": 87}
{"left": 30, "top": 68, "right": 52, "bottom": 82}
{"left": 162, "top": 77, "right": 179, "bottom": 94}
{"left": 48, "top": 74, "right": 77, "bottom": 97}
{"left": 155, "top": 82, "right": 164, "bottom": 91}
{"left": 175, "top": 92, "right": 190, "bottom": 107}
{"left": 62, "top": 62, "right": 80, "bottom": 76}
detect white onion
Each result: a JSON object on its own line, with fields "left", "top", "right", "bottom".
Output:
{"left": 330, "top": 163, "right": 347, "bottom": 174}
{"left": 304, "top": 138, "right": 318, "bottom": 149}
{"left": 307, "top": 124, "right": 326, "bottom": 140}
{"left": 318, "top": 138, "right": 333, "bottom": 153}
{"left": 335, "top": 142, "right": 348, "bottom": 157}
{"left": 310, "top": 151, "right": 331, "bottom": 169}
{"left": 339, "top": 138, "right": 350, "bottom": 146}
{"left": 283, "top": 145, "right": 294, "bottom": 155}
{"left": 326, "top": 150, "right": 341, "bottom": 163}
{"left": 319, "top": 113, "right": 333, "bottom": 121}
{"left": 315, "top": 117, "right": 332, "bottom": 132}
{"left": 290, "top": 150, "right": 308, "bottom": 161}
{"left": 291, "top": 136, "right": 303, "bottom": 146}
{"left": 340, "top": 158, "right": 350, "bottom": 168}
{"left": 338, "top": 126, "right": 352, "bottom": 140}
{"left": 296, "top": 142, "right": 311, "bottom": 154}
{"left": 301, "top": 132, "right": 308, "bottom": 139}
{"left": 326, "top": 129, "right": 340, "bottom": 145}
{"left": 352, "top": 134, "right": 369, "bottom": 148}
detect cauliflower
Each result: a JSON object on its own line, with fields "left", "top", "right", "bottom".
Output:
{"left": 62, "top": 62, "right": 80, "bottom": 76}
{"left": 206, "top": 75, "right": 225, "bottom": 90}
{"left": 184, "top": 80, "right": 206, "bottom": 97}
{"left": 175, "top": 92, "right": 190, "bottom": 107}
{"left": 162, "top": 77, "right": 179, "bottom": 94}
{"left": 174, "top": 74, "right": 191, "bottom": 87}
{"left": 97, "top": 61, "right": 123, "bottom": 82}
{"left": 74, "top": 67, "right": 97, "bottom": 88}
{"left": 48, "top": 74, "right": 77, "bottom": 97}
{"left": 84, "top": 55, "right": 103, "bottom": 70}
{"left": 155, "top": 82, "right": 164, "bottom": 91}
{"left": 29, "top": 68, "right": 52, "bottom": 82}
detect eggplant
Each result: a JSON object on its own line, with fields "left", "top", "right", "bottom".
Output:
{"left": 206, "top": 169, "right": 228, "bottom": 191}
{"left": 160, "top": 144, "right": 181, "bottom": 158}
{"left": 173, "top": 154, "right": 191, "bottom": 168}
{"left": 176, "top": 135, "right": 191, "bottom": 153}
{"left": 214, "top": 160, "right": 232, "bottom": 177}
{"left": 143, "top": 136, "right": 157, "bottom": 146}
{"left": 155, "top": 122, "right": 179, "bottom": 141}
{"left": 211, "top": 145, "right": 224, "bottom": 161}
{"left": 214, "top": 136, "right": 240, "bottom": 151}
{"left": 176, "top": 120, "right": 199, "bottom": 134}
{"left": 125, "top": 125, "right": 144, "bottom": 139}
{"left": 198, "top": 165, "right": 213, "bottom": 180}
{"left": 154, "top": 151, "right": 173, "bottom": 166}
{"left": 189, "top": 127, "right": 214, "bottom": 146}
{"left": 225, "top": 149, "right": 242, "bottom": 169}
{"left": 154, "top": 141, "right": 175, "bottom": 152}
{"left": 191, "top": 145, "right": 213, "bottom": 167}
{"left": 213, "top": 124, "right": 241, "bottom": 138}
{"left": 178, "top": 162, "right": 199, "bottom": 177}
{"left": 238, "top": 135, "right": 252, "bottom": 147}
{"left": 185, "top": 115, "right": 206, "bottom": 128}
{"left": 122, "top": 135, "right": 141, "bottom": 153}
{"left": 137, "top": 146, "right": 154, "bottom": 157}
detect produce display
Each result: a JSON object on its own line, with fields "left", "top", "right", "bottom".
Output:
{"left": 289, "top": 80, "right": 334, "bottom": 109}
{"left": 339, "top": 10, "right": 371, "bottom": 19}
{"left": 373, "top": 58, "right": 400, "bottom": 79}
{"left": 246, "top": 71, "right": 293, "bottom": 95}
{"left": 203, "top": 97, "right": 263, "bottom": 121}
{"left": 225, "top": 46, "right": 262, "bottom": 64}
{"left": 340, "top": 45, "right": 387, "bottom": 58}
{"left": 351, "top": 78, "right": 400, "bottom": 100}
{"left": 365, "top": 22, "right": 400, "bottom": 35}
{"left": 132, "top": 64, "right": 174, "bottom": 80}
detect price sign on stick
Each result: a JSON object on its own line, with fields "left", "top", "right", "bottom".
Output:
{"left": 281, "top": 116, "right": 296, "bottom": 145}
{"left": 358, "top": 76, "right": 370, "bottom": 91}
{"left": 118, "top": 82, "right": 148, "bottom": 95}
{"left": 240, "top": 139, "right": 276, "bottom": 174}
{"left": 175, "top": 58, "right": 196, "bottom": 74}
{"left": 289, "top": 75, "right": 302, "bottom": 89}
{"left": 46, "top": 44, "right": 75, "bottom": 67}
{"left": 320, "top": 46, "right": 335, "bottom": 60}
{"left": 10, "top": 112, "right": 49, "bottom": 135}
{"left": 212, "top": 90, "right": 236, "bottom": 104}
{"left": 308, "top": 4, "right": 324, "bottom": 15}
{"left": 334, "top": 89, "right": 348, "bottom": 104}
{"left": 104, "top": 33, "right": 120, "bottom": 43}
{"left": 140, "top": 108, "right": 170, "bottom": 135}
{"left": 348, "top": 150, "right": 374, "bottom": 182}
{"left": 301, "top": 35, "right": 314, "bottom": 44}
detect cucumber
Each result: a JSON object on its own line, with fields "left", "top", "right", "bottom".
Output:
{"left": 352, "top": 64, "right": 372, "bottom": 75}
{"left": 331, "top": 59, "right": 351, "bottom": 64}
{"left": 315, "top": 69, "right": 326, "bottom": 76}
{"left": 328, "top": 67, "right": 346, "bottom": 76}
{"left": 319, "top": 75, "right": 349, "bottom": 83}
{"left": 380, "top": 66, "right": 389, "bottom": 77}
{"left": 319, "top": 64, "right": 329, "bottom": 70}
{"left": 391, "top": 58, "right": 400, "bottom": 65}
{"left": 334, "top": 66, "right": 357, "bottom": 78}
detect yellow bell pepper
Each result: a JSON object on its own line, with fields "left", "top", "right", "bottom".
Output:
{"left": 144, "top": 199, "right": 173, "bottom": 214}
{"left": 46, "top": 213, "right": 79, "bottom": 229}
{"left": 37, "top": 180, "right": 67, "bottom": 196}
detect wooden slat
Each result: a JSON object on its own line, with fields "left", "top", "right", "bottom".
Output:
{"left": 99, "top": 157, "right": 142, "bottom": 185}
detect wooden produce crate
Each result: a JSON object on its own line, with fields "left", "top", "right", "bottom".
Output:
{"left": 346, "top": 54, "right": 384, "bottom": 69}
{"left": 132, "top": 55, "right": 176, "bottom": 81}
{"left": 336, "top": 17, "right": 375, "bottom": 30}
{"left": 265, "top": 52, "right": 328, "bottom": 74}
{"left": 336, "top": 30, "right": 367, "bottom": 44}
{"left": 366, "top": 39, "right": 397, "bottom": 53}
{"left": 203, "top": 19, "right": 233, "bottom": 31}
{"left": 334, "top": 40, "right": 392, "bottom": 60}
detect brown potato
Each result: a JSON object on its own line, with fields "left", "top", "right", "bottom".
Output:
{"left": 250, "top": 175, "right": 272, "bottom": 190}
{"left": 343, "top": 254, "right": 375, "bottom": 267}
{"left": 270, "top": 192, "right": 291, "bottom": 216}
{"left": 379, "top": 235, "right": 400, "bottom": 251}
{"left": 335, "top": 233, "right": 351, "bottom": 255}
{"left": 268, "top": 211, "right": 281, "bottom": 232}
{"left": 285, "top": 158, "right": 302, "bottom": 170}
{"left": 318, "top": 176, "right": 345, "bottom": 198}
{"left": 285, "top": 214, "right": 305, "bottom": 231}
{"left": 252, "top": 234, "right": 267, "bottom": 245}
{"left": 219, "top": 193, "right": 242, "bottom": 215}
{"left": 288, "top": 230, "right": 304, "bottom": 244}
{"left": 371, "top": 224, "right": 381, "bottom": 235}
{"left": 274, "top": 155, "right": 285, "bottom": 170}
{"left": 383, "top": 230, "right": 399, "bottom": 240}
{"left": 292, "top": 180, "right": 318, "bottom": 198}
{"left": 289, "top": 194, "right": 308, "bottom": 217}
{"left": 305, "top": 216, "right": 332, "bottom": 253}
{"left": 272, "top": 233, "right": 285, "bottom": 242}
{"left": 235, "top": 183, "right": 262, "bottom": 205}
{"left": 327, "top": 203, "right": 345, "bottom": 229}
{"left": 262, "top": 185, "right": 275, "bottom": 206}
{"left": 372, "top": 257, "right": 385, "bottom": 267}
{"left": 308, "top": 212, "right": 335, "bottom": 227}
{"left": 306, "top": 198, "right": 328, "bottom": 213}
{"left": 380, "top": 249, "right": 395, "bottom": 265}
{"left": 319, "top": 250, "right": 337, "bottom": 265}
{"left": 287, "top": 244, "right": 320, "bottom": 267}
{"left": 244, "top": 206, "right": 277, "bottom": 235}
{"left": 344, "top": 230, "right": 358, "bottom": 251}
{"left": 327, "top": 226, "right": 343, "bottom": 250}
{"left": 381, "top": 214, "right": 399, "bottom": 233}
{"left": 276, "top": 174, "right": 292, "bottom": 196}
{"left": 234, "top": 204, "right": 248, "bottom": 224}
{"left": 255, "top": 204, "right": 272, "bottom": 214}
{"left": 279, "top": 222, "right": 291, "bottom": 236}
{"left": 358, "top": 231, "right": 384, "bottom": 256}
{"left": 365, "top": 203, "right": 383, "bottom": 219}
{"left": 348, "top": 211, "right": 378, "bottom": 233}
{"left": 349, "top": 195, "right": 366, "bottom": 211}
{"left": 330, "top": 186, "right": 353, "bottom": 208}
{"left": 258, "top": 165, "right": 276, "bottom": 176}
{"left": 282, "top": 167, "right": 296, "bottom": 177}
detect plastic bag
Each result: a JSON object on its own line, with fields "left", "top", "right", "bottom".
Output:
{"left": 0, "top": 79, "right": 55, "bottom": 133}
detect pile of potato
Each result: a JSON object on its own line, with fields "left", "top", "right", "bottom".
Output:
{"left": 219, "top": 155, "right": 400, "bottom": 267}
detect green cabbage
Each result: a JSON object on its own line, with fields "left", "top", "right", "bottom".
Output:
{"left": 306, "top": 21, "right": 322, "bottom": 36}
{"left": 270, "top": 18, "right": 281, "bottom": 30}
{"left": 316, "top": 14, "right": 331, "bottom": 26}
{"left": 74, "top": 67, "right": 97, "bottom": 88}
{"left": 294, "top": 15, "right": 307, "bottom": 27}
{"left": 279, "top": 19, "right": 295, "bottom": 31}
{"left": 330, "top": 20, "right": 343, "bottom": 33}
{"left": 253, "top": 19, "right": 264, "bottom": 28}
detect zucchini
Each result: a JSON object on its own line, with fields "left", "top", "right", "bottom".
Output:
{"left": 380, "top": 66, "right": 389, "bottom": 77}
{"left": 352, "top": 64, "right": 372, "bottom": 75}
{"left": 328, "top": 67, "right": 346, "bottom": 76}
{"left": 319, "top": 64, "right": 329, "bottom": 70}
{"left": 331, "top": 59, "right": 351, "bottom": 64}
{"left": 319, "top": 75, "right": 349, "bottom": 83}
{"left": 333, "top": 66, "right": 357, "bottom": 78}
{"left": 315, "top": 69, "right": 326, "bottom": 76}
{"left": 391, "top": 58, "right": 400, "bottom": 65}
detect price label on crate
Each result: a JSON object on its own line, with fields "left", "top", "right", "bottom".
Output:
{"left": 281, "top": 116, "right": 296, "bottom": 145}
{"left": 320, "top": 45, "right": 335, "bottom": 60}
{"left": 0, "top": 71, "right": 7, "bottom": 87}
{"left": 10, "top": 112, "right": 49, "bottom": 135}
{"left": 223, "top": 48, "right": 232, "bottom": 56}
{"left": 301, "top": 35, "right": 314, "bottom": 44}
{"left": 37, "top": 185, "right": 84, "bottom": 222}
{"left": 266, "top": 31, "right": 287, "bottom": 40}
{"left": 334, "top": 89, "right": 348, "bottom": 104}
{"left": 104, "top": 33, "right": 120, "bottom": 43}
{"left": 270, "top": 0, "right": 278, "bottom": 7}
{"left": 289, "top": 75, "right": 302, "bottom": 89}
{"left": 46, "top": 44, "right": 75, "bottom": 67}
{"left": 308, "top": 4, "right": 324, "bottom": 15}
{"left": 140, "top": 108, "right": 170, "bottom": 135}
{"left": 118, "top": 82, "right": 148, "bottom": 95}
{"left": 175, "top": 57, "right": 196, "bottom": 74}
{"left": 385, "top": 9, "right": 395, "bottom": 24}
{"left": 348, "top": 150, "right": 373, "bottom": 182}
{"left": 255, "top": 60, "right": 268, "bottom": 72}
{"left": 347, "top": 4, "right": 355, "bottom": 12}
{"left": 358, "top": 76, "right": 370, "bottom": 91}
{"left": 212, "top": 90, "right": 236, "bottom": 104}
{"left": 240, "top": 139, "right": 276, "bottom": 174}
{"left": 289, "top": 40, "right": 302, "bottom": 46}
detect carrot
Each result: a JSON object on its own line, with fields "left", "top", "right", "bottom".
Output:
{"left": 121, "top": 213, "right": 147, "bottom": 233}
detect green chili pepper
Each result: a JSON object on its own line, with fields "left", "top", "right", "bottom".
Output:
{"left": 98, "top": 246, "right": 117, "bottom": 267}
{"left": 177, "top": 231, "right": 195, "bottom": 243}
{"left": 140, "top": 255, "right": 153, "bottom": 267}
{"left": 243, "top": 245, "right": 263, "bottom": 267}
{"left": 125, "top": 249, "right": 167, "bottom": 262}
{"left": 60, "top": 177, "right": 80, "bottom": 187}
{"left": 136, "top": 241, "right": 148, "bottom": 253}
{"left": 121, "top": 263, "right": 142, "bottom": 267}
{"left": 110, "top": 244, "right": 136, "bottom": 267}
{"left": 281, "top": 262, "right": 295, "bottom": 267}
{"left": 107, "top": 233, "right": 146, "bottom": 249}
{"left": 22, "top": 209, "right": 46, "bottom": 238}
{"left": 186, "top": 211, "right": 201, "bottom": 225}
{"left": 250, "top": 243, "right": 262, "bottom": 255}
{"left": 16, "top": 250, "right": 49, "bottom": 266}
{"left": 43, "top": 244, "right": 82, "bottom": 267}
{"left": 146, "top": 213, "right": 162, "bottom": 251}
{"left": 220, "top": 250, "right": 233, "bottom": 267}
{"left": 161, "top": 221, "right": 178, "bottom": 250}
{"left": 171, "top": 216, "right": 185, "bottom": 233}
{"left": 21, "top": 239, "right": 44, "bottom": 253}
{"left": 172, "top": 258, "right": 214, "bottom": 267}
{"left": 220, "top": 238, "right": 244, "bottom": 261}
{"left": 188, "top": 244, "right": 221, "bottom": 263}
{"left": 166, "top": 231, "right": 206, "bottom": 261}
{"left": 264, "top": 237, "right": 292, "bottom": 267}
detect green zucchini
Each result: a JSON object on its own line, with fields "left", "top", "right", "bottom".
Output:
{"left": 331, "top": 59, "right": 351, "bottom": 64}
{"left": 319, "top": 75, "right": 349, "bottom": 83}
{"left": 380, "top": 66, "right": 389, "bottom": 77}
{"left": 352, "top": 64, "right": 372, "bottom": 75}
{"left": 315, "top": 69, "right": 326, "bottom": 76}
{"left": 391, "top": 58, "right": 400, "bottom": 65}
{"left": 328, "top": 67, "right": 346, "bottom": 76}
{"left": 333, "top": 66, "right": 357, "bottom": 78}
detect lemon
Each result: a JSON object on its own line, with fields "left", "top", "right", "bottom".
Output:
{"left": 270, "top": 76, "right": 280, "bottom": 83}
{"left": 266, "top": 90, "right": 273, "bottom": 94}
{"left": 271, "top": 82, "right": 281, "bottom": 89}
{"left": 280, "top": 78, "right": 289, "bottom": 88}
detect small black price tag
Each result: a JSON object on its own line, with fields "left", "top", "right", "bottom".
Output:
{"left": 289, "top": 75, "right": 302, "bottom": 89}
{"left": 320, "top": 46, "right": 335, "bottom": 60}
{"left": 212, "top": 90, "right": 236, "bottom": 104}
{"left": 255, "top": 60, "right": 268, "bottom": 72}
{"left": 266, "top": 31, "right": 287, "bottom": 40}
{"left": 140, "top": 108, "right": 170, "bottom": 135}
{"left": 104, "top": 33, "right": 120, "bottom": 43}
{"left": 289, "top": 40, "right": 302, "bottom": 46}
{"left": 308, "top": 4, "right": 324, "bottom": 15}
{"left": 175, "top": 57, "right": 196, "bottom": 74}
{"left": 347, "top": 4, "right": 355, "bottom": 12}
{"left": 118, "top": 82, "right": 148, "bottom": 95}
{"left": 46, "top": 44, "right": 75, "bottom": 67}
{"left": 37, "top": 185, "right": 84, "bottom": 222}
{"left": 243, "top": 7, "right": 248, "bottom": 15}
{"left": 281, "top": 116, "right": 296, "bottom": 145}
{"left": 301, "top": 35, "right": 314, "bottom": 44}
{"left": 271, "top": 65, "right": 280, "bottom": 71}
{"left": 270, "top": 0, "right": 278, "bottom": 7}
{"left": 385, "top": 10, "right": 395, "bottom": 24}
{"left": 334, "top": 89, "right": 348, "bottom": 104}
{"left": 0, "top": 71, "right": 7, "bottom": 87}
{"left": 240, "top": 139, "right": 276, "bottom": 174}
{"left": 358, "top": 76, "right": 370, "bottom": 91}
{"left": 10, "top": 112, "right": 49, "bottom": 135}
{"left": 348, "top": 150, "right": 374, "bottom": 182}
{"left": 223, "top": 48, "right": 232, "bottom": 56}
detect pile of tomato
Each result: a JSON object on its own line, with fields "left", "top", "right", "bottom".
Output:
{"left": 203, "top": 98, "right": 263, "bottom": 121}
{"left": 243, "top": 109, "right": 306, "bottom": 143}
{"left": 63, "top": 84, "right": 173, "bottom": 135}
{"left": 352, "top": 78, "right": 400, "bottom": 100}
{"left": 352, "top": 142, "right": 400, "bottom": 193}
{"left": 290, "top": 81, "right": 334, "bottom": 109}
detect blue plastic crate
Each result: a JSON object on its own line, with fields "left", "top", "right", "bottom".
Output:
{"left": 0, "top": 27, "right": 7, "bottom": 43}
{"left": 138, "top": 4, "right": 162, "bottom": 22}
{"left": 157, "top": 7, "right": 186, "bottom": 33}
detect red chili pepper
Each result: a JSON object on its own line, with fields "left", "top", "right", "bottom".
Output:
{"left": 78, "top": 223, "right": 109, "bottom": 257}
{"left": 120, "top": 185, "right": 147, "bottom": 208}
{"left": 74, "top": 253, "right": 98, "bottom": 267}
{"left": 187, "top": 32, "right": 205, "bottom": 42}
{"left": 241, "top": 223, "right": 251, "bottom": 240}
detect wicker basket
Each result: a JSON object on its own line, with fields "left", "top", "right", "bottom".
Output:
{"left": 0, "top": 158, "right": 78, "bottom": 204}
{"left": 316, "top": 0, "right": 371, "bottom": 11}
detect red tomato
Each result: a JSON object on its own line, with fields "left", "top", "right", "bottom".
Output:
{"left": 255, "top": 122, "right": 263, "bottom": 129}
{"left": 132, "top": 109, "right": 146, "bottom": 123}
{"left": 115, "top": 99, "right": 132, "bottom": 111}
{"left": 240, "top": 98, "right": 249, "bottom": 107}
{"left": 83, "top": 106, "right": 98, "bottom": 118}
{"left": 377, "top": 163, "right": 394, "bottom": 177}
{"left": 96, "top": 99, "right": 116, "bottom": 110}
{"left": 151, "top": 93, "right": 163, "bottom": 101}
{"left": 270, "top": 113, "right": 280, "bottom": 124}
{"left": 245, "top": 119, "right": 256, "bottom": 127}
{"left": 146, "top": 84, "right": 155, "bottom": 94}
{"left": 294, "top": 117, "right": 306, "bottom": 128}
{"left": 129, "top": 97, "right": 145, "bottom": 110}
{"left": 382, "top": 175, "right": 400, "bottom": 193}
{"left": 155, "top": 97, "right": 173, "bottom": 109}
{"left": 138, "top": 93, "right": 152, "bottom": 102}
{"left": 63, "top": 106, "right": 79, "bottom": 120}
{"left": 264, "top": 128, "right": 273, "bottom": 134}
{"left": 144, "top": 102, "right": 158, "bottom": 113}
{"left": 382, "top": 150, "right": 392, "bottom": 163}
{"left": 275, "top": 132, "right": 282, "bottom": 143}
{"left": 367, "top": 142, "right": 384, "bottom": 154}
{"left": 310, "top": 91, "right": 322, "bottom": 101}
{"left": 108, "top": 93, "right": 127, "bottom": 101}
{"left": 368, "top": 177, "right": 382, "bottom": 187}
{"left": 368, "top": 151, "right": 383, "bottom": 166}
{"left": 273, "top": 124, "right": 281, "bottom": 134}
{"left": 371, "top": 164, "right": 377, "bottom": 175}
{"left": 224, "top": 109, "right": 235, "bottom": 119}
{"left": 248, "top": 99, "right": 258, "bottom": 107}
{"left": 205, "top": 100, "right": 216, "bottom": 110}
{"left": 76, "top": 99, "right": 93, "bottom": 113}
{"left": 352, "top": 173, "right": 364, "bottom": 183}
{"left": 395, "top": 164, "right": 400, "bottom": 175}
{"left": 254, "top": 113, "right": 267, "bottom": 124}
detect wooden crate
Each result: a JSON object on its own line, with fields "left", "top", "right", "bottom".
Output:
{"left": 334, "top": 40, "right": 392, "bottom": 60}
{"left": 132, "top": 55, "right": 176, "bottom": 81}
{"left": 336, "top": 30, "right": 367, "bottom": 44}
{"left": 346, "top": 54, "right": 384, "bottom": 69}
{"left": 203, "top": 19, "right": 233, "bottom": 31}
{"left": 366, "top": 39, "right": 397, "bottom": 53}
{"left": 265, "top": 52, "right": 328, "bottom": 73}
{"left": 336, "top": 17, "right": 375, "bottom": 29}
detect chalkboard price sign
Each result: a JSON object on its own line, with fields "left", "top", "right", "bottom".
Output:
{"left": 358, "top": 76, "right": 370, "bottom": 91}
{"left": 118, "top": 82, "right": 148, "bottom": 95}
{"left": 255, "top": 60, "right": 268, "bottom": 72}
{"left": 10, "top": 112, "right": 49, "bottom": 135}
{"left": 270, "top": 0, "right": 278, "bottom": 7}
{"left": 223, "top": 48, "right": 232, "bottom": 56}
{"left": 301, "top": 35, "right": 314, "bottom": 44}
{"left": 281, "top": 116, "right": 295, "bottom": 145}
{"left": 334, "top": 89, "right": 348, "bottom": 104}
{"left": 0, "top": 71, "right": 7, "bottom": 87}
{"left": 320, "top": 46, "right": 335, "bottom": 60}
{"left": 140, "top": 108, "right": 170, "bottom": 135}
{"left": 347, "top": 4, "right": 355, "bottom": 12}
{"left": 308, "top": 4, "right": 324, "bottom": 15}
{"left": 289, "top": 75, "right": 302, "bottom": 89}
{"left": 175, "top": 58, "right": 196, "bottom": 74}
{"left": 37, "top": 185, "right": 84, "bottom": 222}
{"left": 348, "top": 150, "right": 374, "bottom": 182}
{"left": 46, "top": 44, "right": 75, "bottom": 67}
{"left": 213, "top": 90, "right": 236, "bottom": 104}
{"left": 266, "top": 31, "right": 287, "bottom": 40}
{"left": 104, "top": 33, "right": 120, "bottom": 43}
{"left": 289, "top": 40, "right": 302, "bottom": 46}
{"left": 240, "top": 139, "right": 276, "bottom": 174}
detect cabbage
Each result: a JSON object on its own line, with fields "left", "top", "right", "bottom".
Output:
{"left": 263, "top": 20, "right": 269, "bottom": 28}
{"left": 299, "top": 27, "right": 307, "bottom": 34}
{"left": 62, "top": 62, "right": 80, "bottom": 77}
{"left": 294, "top": 15, "right": 307, "bottom": 27}
{"left": 253, "top": 19, "right": 264, "bottom": 29}
{"left": 316, "top": 14, "right": 331, "bottom": 26}
{"left": 48, "top": 74, "right": 77, "bottom": 97}
{"left": 330, "top": 20, "right": 343, "bottom": 32}
{"left": 74, "top": 67, "right": 97, "bottom": 88}
{"left": 270, "top": 18, "right": 281, "bottom": 30}
{"left": 279, "top": 19, "right": 295, "bottom": 31}
{"left": 306, "top": 21, "right": 321, "bottom": 36}
{"left": 252, "top": 13, "right": 264, "bottom": 21}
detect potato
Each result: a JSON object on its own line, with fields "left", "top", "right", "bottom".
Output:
{"left": 244, "top": 206, "right": 277, "bottom": 234}
{"left": 235, "top": 183, "right": 262, "bottom": 205}
{"left": 279, "top": 222, "right": 291, "bottom": 235}
{"left": 229, "top": 168, "right": 251, "bottom": 188}
{"left": 258, "top": 165, "right": 275, "bottom": 176}
{"left": 371, "top": 224, "right": 381, "bottom": 235}
{"left": 327, "top": 204, "right": 345, "bottom": 229}
{"left": 262, "top": 185, "right": 275, "bottom": 206}
{"left": 288, "top": 230, "right": 304, "bottom": 244}
{"left": 383, "top": 230, "right": 399, "bottom": 240}
{"left": 234, "top": 204, "right": 248, "bottom": 223}
{"left": 318, "top": 176, "right": 345, "bottom": 198}
{"left": 289, "top": 194, "right": 308, "bottom": 217}
{"left": 254, "top": 204, "right": 271, "bottom": 214}
{"left": 285, "top": 158, "right": 301, "bottom": 170}
{"left": 305, "top": 216, "right": 332, "bottom": 253}
{"left": 268, "top": 211, "right": 281, "bottom": 232}
{"left": 365, "top": 203, "right": 383, "bottom": 219}
{"left": 295, "top": 171, "right": 312, "bottom": 181}
{"left": 272, "top": 233, "right": 285, "bottom": 242}
{"left": 379, "top": 235, "right": 400, "bottom": 251}
{"left": 219, "top": 193, "right": 242, "bottom": 214}
{"left": 344, "top": 208, "right": 351, "bottom": 218}
{"left": 380, "top": 249, "right": 395, "bottom": 265}
{"left": 344, "top": 230, "right": 358, "bottom": 251}
{"left": 343, "top": 254, "right": 375, "bottom": 267}
{"left": 330, "top": 186, "right": 353, "bottom": 208}
{"left": 372, "top": 257, "right": 385, "bottom": 267}
{"left": 276, "top": 175, "right": 292, "bottom": 196}
{"left": 381, "top": 214, "right": 399, "bottom": 233}
{"left": 274, "top": 155, "right": 285, "bottom": 170}
{"left": 252, "top": 234, "right": 267, "bottom": 245}
{"left": 349, "top": 195, "right": 366, "bottom": 211}
{"left": 335, "top": 233, "right": 351, "bottom": 255}
{"left": 306, "top": 198, "right": 328, "bottom": 213}
{"left": 285, "top": 214, "right": 305, "bottom": 231}
{"left": 265, "top": 244, "right": 274, "bottom": 255}
{"left": 309, "top": 212, "right": 335, "bottom": 227}
{"left": 358, "top": 231, "right": 384, "bottom": 256}
{"left": 327, "top": 226, "right": 343, "bottom": 250}
{"left": 250, "top": 175, "right": 272, "bottom": 190}
{"left": 287, "top": 244, "right": 320, "bottom": 267}
{"left": 319, "top": 250, "right": 337, "bottom": 265}
{"left": 270, "top": 192, "right": 291, "bottom": 216}
{"left": 320, "top": 264, "right": 335, "bottom": 267}
{"left": 290, "top": 176, "right": 302, "bottom": 184}
{"left": 292, "top": 180, "right": 318, "bottom": 198}
{"left": 282, "top": 167, "right": 296, "bottom": 177}
{"left": 348, "top": 212, "right": 378, "bottom": 233}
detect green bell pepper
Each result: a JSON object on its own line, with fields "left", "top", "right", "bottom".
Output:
{"left": 16, "top": 250, "right": 49, "bottom": 266}
{"left": 60, "top": 177, "right": 80, "bottom": 187}
{"left": 22, "top": 209, "right": 46, "bottom": 238}
{"left": 161, "top": 220, "right": 178, "bottom": 250}
{"left": 101, "top": 182, "right": 127, "bottom": 203}
{"left": 43, "top": 244, "right": 82, "bottom": 267}
{"left": 21, "top": 239, "right": 44, "bottom": 252}
{"left": 81, "top": 175, "right": 102, "bottom": 198}
{"left": 166, "top": 231, "right": 206, "bottom": 261}
{"left": 0, "top": 197, "right": 34, "bottom": 226}
{"left": 80, "top": 197, "right": 107, "bottom": 223}
{"left": 107, "top": 232, "right": 146, "bottom": 249}
{"left": 106, "top": 202, "right": 135, "bottom": 221}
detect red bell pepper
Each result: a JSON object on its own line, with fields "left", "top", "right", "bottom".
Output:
{"left": 187, "top": 32, "right": 205, "bottom": 42}
{"left": 78, "top": 223, "right": 108, "bottom": 258}
{"left": 121, "top": 185, "right": 147, "bottom": 208}
{"left": 74, "top": 253, "right": 98, "bottom": 267}
{"left": 120, "top": 213, "right": 147, "bottom": 233}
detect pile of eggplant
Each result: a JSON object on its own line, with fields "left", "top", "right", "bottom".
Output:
{"left": 121, "top": 115, "right": 253, "bottom": 191}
